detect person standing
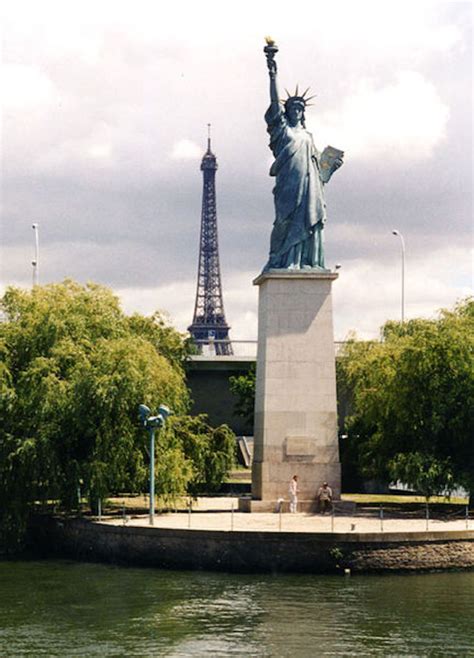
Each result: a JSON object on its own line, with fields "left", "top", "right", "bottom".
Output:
{"left": 289, "top": 475, "right": 299, "bottom": 513}
{"left": 317, "top": 481, "right": 333, "bottom": 514}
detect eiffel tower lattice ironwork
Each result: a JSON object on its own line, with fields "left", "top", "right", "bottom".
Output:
{"left": 188, "top": 127, "right": 233, "bottom": 355}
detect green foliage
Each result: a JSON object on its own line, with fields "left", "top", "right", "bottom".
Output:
{"left": 328, "top": 546, "right": 344, "bottom": 569}
{"left": 153, "top": 442, "right": 193, "bottom": 505}
{"left": 339, "top": 298, "right": 474, "bottom": 495}
{"left": 0, "top": 280, "right": 196, "bottom": 550}
{"left": 165, "top": 414, "right": 236, "bottom": 495}
{"left": 126, "top": 312, "right": 193, "bottom": 371}
{"left": 388, "top": 453, "right": 455, "bottom": 499}
{"left": 0, "top": 280, "right": 237, "bottom": 550}
{"left": 229, "top": 365, "right": 256, "bottom": 425}
{"left": 0, "top": 434, "right": 38, "bottom": 551}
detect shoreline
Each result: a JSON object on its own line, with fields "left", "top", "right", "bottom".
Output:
{"left": 26, "top": 504, "right": 474, "bottom": 574}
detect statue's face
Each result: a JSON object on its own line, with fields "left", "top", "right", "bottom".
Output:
{"left": 286, "top": 103, "right": 304, "bottom": 127}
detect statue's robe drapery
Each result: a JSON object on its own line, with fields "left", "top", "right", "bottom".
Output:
{"left": 264, "top": 104, "right": 327, "bottom": 270}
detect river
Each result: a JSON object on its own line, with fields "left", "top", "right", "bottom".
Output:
{"left": 0, "top": 561, "right": 473, "bottom": 656}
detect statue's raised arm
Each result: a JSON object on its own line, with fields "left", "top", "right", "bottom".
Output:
{"left": 264, "top": 37, "right": 280, "bottom": 108}
{"left": 262, "top": 38, "right": 344, "bottom": 272}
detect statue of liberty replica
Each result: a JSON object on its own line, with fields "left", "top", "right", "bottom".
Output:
{"left": 241, "top": 38, "right": 344, "bottom": 512}
{"left": 263, "top": 37, "right": 344, "bottom": 271}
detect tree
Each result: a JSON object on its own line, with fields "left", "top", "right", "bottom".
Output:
{"left": 339, "top": 298, "right": 474, "bottom": 496}
{"left": 0, "top": 281, "right": 235, "bottom": 550}
{"left": 167, "top": 415, "right": 236, "bottom": 496}
{"left": 229, "top": 364, "right": 256, "bottom": 426}
{"left": 388, "top": 452, "right": 454, "bottom": 500}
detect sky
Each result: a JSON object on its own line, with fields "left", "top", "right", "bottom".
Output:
{"left": 1, "top": 0, "right": 472, "bottom": 344}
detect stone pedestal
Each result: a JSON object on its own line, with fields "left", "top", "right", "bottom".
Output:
{"left": 247, "top": 270, "right": 341, "bottom": 508}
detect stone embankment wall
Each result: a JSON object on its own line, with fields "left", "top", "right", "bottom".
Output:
{"left": 344, "top": 538, "right": 474, "bottom": 571}
{"left": 30, "top": 516, "right": 474, "bottom": 573}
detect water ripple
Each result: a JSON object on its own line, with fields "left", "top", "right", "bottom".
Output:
{"left": 0, "top": 562, "right": 473, "bottom": 656}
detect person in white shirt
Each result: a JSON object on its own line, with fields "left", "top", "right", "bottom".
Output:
{"left": 289, "top": 475, "right": 299, "bottom": 513}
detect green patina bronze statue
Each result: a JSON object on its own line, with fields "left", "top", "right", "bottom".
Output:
{"left": 263, "top": 37, "right": 344, "bottom": 271}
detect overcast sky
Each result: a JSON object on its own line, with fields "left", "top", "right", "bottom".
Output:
{"left": 1, "top": 0, "right": 472, "bottom": 342}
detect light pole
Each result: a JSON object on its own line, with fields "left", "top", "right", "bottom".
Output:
{"left": 32, "top": 223, "right": 39, "bottom": 287}
{"left": 138, "top": 403, "right": 172, "bottom": 525}
{"left": 392, "top": 229, "right": 405, "bottom": 323}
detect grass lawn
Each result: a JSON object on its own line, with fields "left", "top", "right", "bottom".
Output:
{"left": 227, "top": 469, "right": 252, "bottom": 483}
{"left": 227, "top": 472, "right": 468, "bottom": 504}
{"left": 341, "top": 493, "right": 469, "bottom": 505}
{"left": 103, "top": 492, "right": 468, "bottom": 512}
{"left": 106, "top": 494, "right": 189, "bottom": 512}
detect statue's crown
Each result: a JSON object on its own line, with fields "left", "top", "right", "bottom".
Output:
{"left": 283, "top": 85, "right": 316, "bottom": 108}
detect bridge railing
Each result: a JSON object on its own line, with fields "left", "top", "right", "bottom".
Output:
{"left": 189, "top": 340, "right": 348, "bottom": 358}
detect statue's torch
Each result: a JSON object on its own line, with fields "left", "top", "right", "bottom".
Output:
{"left": 264, "top": 36, "right": 278, "bottom": 77}
{"left": 264, "top": 36, "right": 278, "bottom": 59}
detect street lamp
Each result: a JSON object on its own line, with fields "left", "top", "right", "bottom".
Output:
{"left": 32, "top": 223, "right": 39, "bottom": 287}
{"left": 392, "top": 229, "right": 405, "bottom": 323}
{"left": 138, "top": 403, "right": 172, "bottom": 525}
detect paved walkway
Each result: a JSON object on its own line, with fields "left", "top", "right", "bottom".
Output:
{"left": 101, "top": 497, "right": 472, "bottom": 534}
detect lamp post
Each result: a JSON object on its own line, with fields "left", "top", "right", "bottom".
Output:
{"left": 32, "top": 223, "right": 39, "bottom": 287}
{"left": 392, "top": 229, "right": 405, "bottom": 323}
{"left": 138, "top": 403, "right": 171, "bottom": 525}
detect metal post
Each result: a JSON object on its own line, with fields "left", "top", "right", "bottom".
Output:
{"left": 231, "top": 500, "right": 234, "bottom": 531}
{"left": 32, "top": 223, "right": 39, "bottom": 287}
{"left": 279, "top": 505, "right": 282, "bottom": 532}
{"left": 380, "top": 504, "right": 384, "bottom": 532}
{"left": 425, "top": 502, "right": 429, "bottom": 531}
{"left": 331, "top": 508, "right": 335, "bottom": 533}
{"left": 392, "top": 230, "right": 405, "bottom": 323}
{"left": 149, "top": 427, "right": 155, "bottom": 526}
{"left": 401, "top": 236, "right": 405, "bottom": 323}
{"left": 98, "top": 497, "right": 102, "bottom": 522}
{"left": 139, "top": 403, "right": 171, "bottom": 528}
{"left": 466, "top": 505, "right": 469, "bottom": 530}
{"left": 188, "top": 502, "right": 191, "bottom": 528}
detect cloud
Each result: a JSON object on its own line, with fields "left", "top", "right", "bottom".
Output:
{"left": 113, "top": 245, "right": 471, "bottom": 345}
{"left": 309, "top": 71, "right": 450, "bottom": 161}
{"left": 1, "top": 1, "right": 470, "bottom": 347}
{"left": 1, "top": 63, "right": 60, "bottom": 110}
{"left": 170, "top": 139, "right": 202, "bottom": 160}
{"left": 332, "top": 245, "right": 472, "bottom": 340}
{"left": 118, "top": 280, "right": 194, "bottom": 325}
{"left": 313, "top": 3, "right": 464, "bottom": 57}
{"left": 2, "top": 241, "right": 470, "bottom": 350}
{"left": 116, "top": 270, "right": 258, "bottom": 341}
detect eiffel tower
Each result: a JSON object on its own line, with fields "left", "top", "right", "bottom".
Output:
{"left": 188, "top": 126, "right": 233, "bottom": 355}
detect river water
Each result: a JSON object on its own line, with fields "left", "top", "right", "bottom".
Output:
{"left": 0, "top": 560, "right": 473, "bottom": 656}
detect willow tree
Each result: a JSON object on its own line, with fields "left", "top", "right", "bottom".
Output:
{"left": 339, "top": 298, "right": 474, "bottom": 497}
{"left": 0, "top": 280, "right": 233, "bottom": 550}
